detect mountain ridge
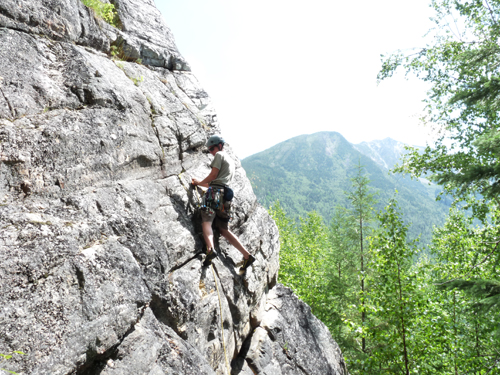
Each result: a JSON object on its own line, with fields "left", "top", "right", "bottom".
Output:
{"left": 242, "top": 131, "right": 448, "bottom": 244}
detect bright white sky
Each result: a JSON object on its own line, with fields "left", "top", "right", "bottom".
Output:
{"left": 156, "top": 0, "right": 436, "bottom": 159}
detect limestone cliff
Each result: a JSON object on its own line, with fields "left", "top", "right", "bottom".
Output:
{"left": 0, "top": 1, "right": 348, "bottom": 374}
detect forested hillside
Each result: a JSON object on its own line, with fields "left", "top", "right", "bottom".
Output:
{"left": 242, "top": 131, "right": 449, "bottom": 244}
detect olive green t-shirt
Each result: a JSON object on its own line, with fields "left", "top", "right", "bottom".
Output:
{"left": 210, "top": 151, "right": 235, "bottom": 187}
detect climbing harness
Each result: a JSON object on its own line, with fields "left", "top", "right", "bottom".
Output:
{"left": 201, "top": 186, "right": 222, "bottom": 213}
{"left": 211, "top": 264, "right": 231, "bottom": 374}
{"left": 177, "top": 173, "right": 232, "bottom": 219}
{"left": 200, "top": 186, "right": 233, "bottom": 221}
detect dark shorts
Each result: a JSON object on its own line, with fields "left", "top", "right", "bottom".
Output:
{"left": 201, "top": 201, "right": 232, "bottom": 230}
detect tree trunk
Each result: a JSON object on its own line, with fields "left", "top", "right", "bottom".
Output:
{"left": 454, "top": 291, "right": 458, "bottom": 375}
{"left": 397, "top": 263, "right": 410, "bottom": 375}
{"left": 360, "top": 215, "right": 366, "bottom": 353}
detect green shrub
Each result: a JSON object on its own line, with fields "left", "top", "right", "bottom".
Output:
{"left": 81, "top": 0, "right": 119, "bottom": 27}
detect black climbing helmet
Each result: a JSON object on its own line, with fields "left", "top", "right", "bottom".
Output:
{"left": 206, "top": 135, "right": 225, "bottom": 149}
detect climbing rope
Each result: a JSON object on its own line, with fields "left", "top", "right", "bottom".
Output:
{"left": 211, "top": 263, "right": 231, "bottom": 374}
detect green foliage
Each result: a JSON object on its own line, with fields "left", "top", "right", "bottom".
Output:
{"left": 270, "top": 201, "right": 356, "bottom": 342}
{"left": 110, "top": 45, "right": 122, "bottom": 60}
{"left": 269, "top": 202, "right": 330, "bottom": 313}
{"left": 347, "top": 162, "right": 377, "bottom": 225}
{"left": 81, "top": 0, "right": 119, "bottom": 27}
{"left": 270, "top": 166, "right": 379, "bottom": 366}
{"left": 1, "top": 351, "right": 26, "bottom": 375}
{"left": 382, "top": 0, "right": 500, "bottom": 208}
{"left": 380, "top": 2, "right": 500, "bottom": 370}
{"left": 110, "top": 44, "right": 142, "bottom": 63}
{"left": 438, "top": 279, "right": 500, "bottom": 312}
{"left": 131, "top": 75, "right": 144, "bottom": 86}
{"left": 272, "top": 188, "right": 500, "bottom": 373}
{"left": 427, "top": 207, "right": 500, "bottom": 373}
{"left": 362, "top": 198, "right": 420, "bottom": 374}
{"left": 327, "top": 208, "right": 359, "bottom": 343}
{"left": 346, "top": 163, "right": 377, "bottom": 354}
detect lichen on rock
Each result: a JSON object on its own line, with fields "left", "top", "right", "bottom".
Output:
{"left": 0, "top": 1, "right": 348, "bottom": 374}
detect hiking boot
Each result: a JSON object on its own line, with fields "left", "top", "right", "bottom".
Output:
{"left": 203, "top": 248, "right": 217, "bottom": 267}
{"left": 239, "top": 255, "right": 256, "bottom": 273}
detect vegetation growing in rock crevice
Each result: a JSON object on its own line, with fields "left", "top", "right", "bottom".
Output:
{"left": 1, "top": 351, "right": 25, "bottom": 375}
{"left": 81, "top": 0, "right": 120, "bottom": 28}
{"left": 113, "top": 60, "right": 144, "bottom": 86}
{"left": 110, "top": 43, "right": 142, "bottom": 64}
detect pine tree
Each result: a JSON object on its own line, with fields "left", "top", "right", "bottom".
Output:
{"left": 364, "top": 198, "right": 419, "bottom": 374}
{"left": 346, "top": 162, "right": 377, "bottom": 353}
{"left": 326, "top": 208, "right": 359, "bottom": 351}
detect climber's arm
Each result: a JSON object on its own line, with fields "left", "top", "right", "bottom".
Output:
{"left": 192, "top": 167, "right": 219, "bottom": 188}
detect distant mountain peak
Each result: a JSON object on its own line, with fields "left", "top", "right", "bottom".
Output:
{"left": 353, "top": 138, "right": 412, "bottom": 170}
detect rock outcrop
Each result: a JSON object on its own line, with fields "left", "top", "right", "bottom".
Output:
{"left": 0, "top": 1, "right": 348, "bottom": 374}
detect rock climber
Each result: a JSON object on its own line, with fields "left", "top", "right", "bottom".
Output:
{"left": 191, "top": 135, "right": 256, "bottom": 273}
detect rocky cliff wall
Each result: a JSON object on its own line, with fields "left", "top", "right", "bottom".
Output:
{"left": 0, "top": 1, "right": 348, "bottom": 374}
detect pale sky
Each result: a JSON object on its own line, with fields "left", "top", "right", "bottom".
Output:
{"left": 156, "top": 0, "right": 436, "bottom": 159}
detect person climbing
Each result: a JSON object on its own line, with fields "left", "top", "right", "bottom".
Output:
{"left": 191, "top": 135, "right": 256, "bottom": 273}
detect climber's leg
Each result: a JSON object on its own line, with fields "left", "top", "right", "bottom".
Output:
{"left": 218, "top": 226, "right": 250, "bottom": 259}
{"left": 200, "top": 210, "right": 218, "bottom": 265}
{"left": 202, "top": 221, "right": 215, "bottom": 251}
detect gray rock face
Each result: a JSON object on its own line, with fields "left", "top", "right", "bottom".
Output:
{"left": 113, "top": 0, "right": 190, "bottom": 70}
{"left": 0, "top": 0, "right": 189, "bottom": 70}
{"left": 0, "top": 1, "right": 347, "bottom": 375}
{"left": 0, "top": 0, "right": 110, "bottom": 51}
{"left": 235, "top": 285, "right": 349, "bottom": 375}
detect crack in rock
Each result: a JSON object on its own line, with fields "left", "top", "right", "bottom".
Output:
{"left": 75, "top": 302, "right": 150, "bottom": 375}
{"left": 0, "top": 86, "right": 15, "bottom": 118}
